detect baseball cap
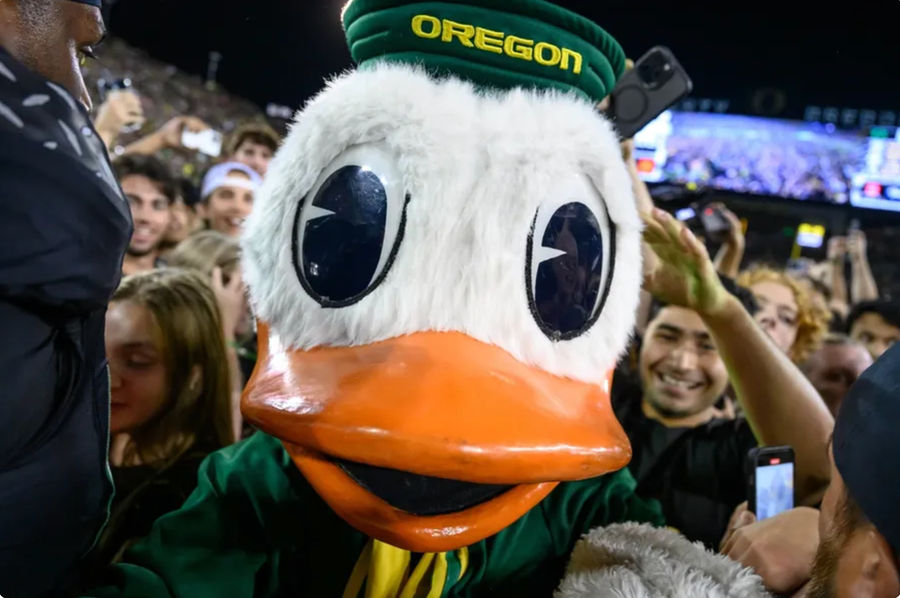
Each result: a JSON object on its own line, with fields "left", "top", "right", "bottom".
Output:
{"left": 201, "top": 161, "right": 262, "bottom": 201}
{"left": 834, "top": 341, "right": 900, "bottom": 552}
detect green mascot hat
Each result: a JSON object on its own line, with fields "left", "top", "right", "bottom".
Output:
{"left": 343, "top": 0, "right": 625, "bottom": 103}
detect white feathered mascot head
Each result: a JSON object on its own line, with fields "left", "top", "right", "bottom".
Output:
{"left": 241, "top": 0, "right": 643, "bottom": 554}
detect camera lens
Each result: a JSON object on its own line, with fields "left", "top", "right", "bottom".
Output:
{"left": 636, "top": 51, "right": 675, "bottom": 90}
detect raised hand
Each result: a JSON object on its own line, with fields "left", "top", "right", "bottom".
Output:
{"left": 642, "top": 208, "right": 729, "bottom": 317}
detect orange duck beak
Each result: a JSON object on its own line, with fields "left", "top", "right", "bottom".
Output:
{"left": 242, "top": 321, "right": 631, "bottom": 552}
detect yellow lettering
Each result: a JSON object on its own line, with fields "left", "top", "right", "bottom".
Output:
{"left": 411, "top": 16, "right": 579, "bottom": 74}
{"left": 441, "top": 19, "right": 475, "bottom": 47}
{"left": 474, "top": 27, "right": 504, "bottom": 54}
{"left": 534, "top": 42, "right": 561, "bottom": 67}
{"left": 560, "top": 48, "right": 583, "bottom": 74}
{"left": 411, "top": 14, "right": 441, "bottom": 39}
{"left": 504, "top": 35, "right": 534, "bottom": 60}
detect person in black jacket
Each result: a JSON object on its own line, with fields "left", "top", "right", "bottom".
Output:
{"left": 0, "top": 1, "right": 131, "bottom": 595}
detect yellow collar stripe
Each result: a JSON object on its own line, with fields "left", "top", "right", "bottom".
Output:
{"left": 344, "top": 540, "right": 470, "bottom": 598}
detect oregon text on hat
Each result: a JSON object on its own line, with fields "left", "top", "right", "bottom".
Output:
{"left": 410, "top": 14, "right": 583, "bottom": 75}
{"left": 343, "top": 0, "right": 625, "bottom": 103}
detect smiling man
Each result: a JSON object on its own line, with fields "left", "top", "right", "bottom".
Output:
{"left": 613, "top": 293, "right": 759, "bottom": 548}
{"left": 612, "top": 209, "right": 834, "bottom": 550}
{"left": 199, "top": 161, "right": 261, "bottom": 238}
{"left": 0, "top": 0, "right": 131, "bottom": 595}
{"left": 114, "top": 155, "right": 176, "bottom": 275}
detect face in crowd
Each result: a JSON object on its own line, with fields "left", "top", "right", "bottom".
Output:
{"left": 639, "top": 305, "right": 729, "bottom": 424}
{"left": 201, "top": 169, "right": 255, "bottom": 238}
{"left": 122, "top": 174, "right": 172, "bottom": 257}
{"left": 105, "top": 299, "right": 171, "bottom": 435}
{"left": 751, "top": 280, "right": 799, "bottom": 355}
{"left": 232, "top": 139, "right": 273, "bottom": 177}
{"left": 850, "top": 312, "right": 900, "bottom": 361}
{"left": 802, "top": 341, "right": 872, "bottom": 416}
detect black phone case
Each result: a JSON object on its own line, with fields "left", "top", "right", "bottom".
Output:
{"left": 608, "top": 46, "right": 692, "bottom": 139}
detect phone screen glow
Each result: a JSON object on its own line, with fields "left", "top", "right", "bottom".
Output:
{"left": 755, "top": 462, "right": 794, "bottom": 520}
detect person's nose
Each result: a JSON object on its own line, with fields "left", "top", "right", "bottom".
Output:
{"left": 757, "top": 308, "right": 777, "bottom": 332}
{"left": 668, "top": 344, "right": 698, "bottom": 371}
{"left": 132, "top": 203, "right": 151, "bottom": 224}
{"left": 108, "top": 367, "right": 122, "bottom": 389}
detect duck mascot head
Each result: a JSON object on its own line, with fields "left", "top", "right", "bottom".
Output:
{"left": 242, "top": 0, "right": 641, "bottom": 557}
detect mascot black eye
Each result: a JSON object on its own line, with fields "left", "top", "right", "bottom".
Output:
{"left": 293, "top": 144, "right": 408, "bottom": 307}
{"left": 526, "top": 175, "right": 615, "bottom": 340}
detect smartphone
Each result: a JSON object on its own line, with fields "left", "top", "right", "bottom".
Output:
{"left": 697, "top": 204, "right": 731, "bottom": 241}
{"left": 747, "top": 446, "right": 795, "bottom": 520}
{"left": 97, "top": 77, "right": 143, "bottom": 133}
{"left": 605, "top": 46, "right": 693, "bottom": 139}
{"left": 182, "top": 128, "right": 223, "bottom": 158}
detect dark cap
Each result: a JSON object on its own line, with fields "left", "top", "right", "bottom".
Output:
{"left": 834, "top": 341, "right": 900, "bottom": 552}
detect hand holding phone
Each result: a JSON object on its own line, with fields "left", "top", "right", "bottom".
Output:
{"left": 605, "top": 46, "right": 693, "bottom": 139}
{"left": 747, "top": 446, "right": 795, "bottom": 520}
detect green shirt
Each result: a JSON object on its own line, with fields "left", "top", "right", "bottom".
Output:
{"left": 88, "top": 433, "right": 663, "bottom": 597}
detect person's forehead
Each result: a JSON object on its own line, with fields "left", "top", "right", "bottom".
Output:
{"left": 239, "top": 140, "right": 272, "bottom": 152}
{"left": 821, "top": 343, "right": 872, "bottom": 365}
{"left": 121, "top": 175, "right": 170, "bottom": 201}
{"left": 752, "top": 280, "right": 797, "bottom": 309}
{"left": 653, "top": 305, "right": 710, "bottom": 335}
{"left": 213, "top": 183, "right": 253, "bottom": 196}
{"left": 107, "top": 300, "right": 158, "bottom": 341}
{"left": 63, "top": 2, "right": 106, "bottom": 40}
{"left": 855, "top": 312, "right": 900, "bottom": 335}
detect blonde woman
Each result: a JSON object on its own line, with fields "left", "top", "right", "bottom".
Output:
{"left": 83, "top": 269, "right": 235, "bottom": 581}
{"left": 168, "top": 231, "right": 254, "bottom": 437}
{"left": 738, "top": 266, "right": 831, "bottom": 365}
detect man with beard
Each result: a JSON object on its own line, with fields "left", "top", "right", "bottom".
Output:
{"left": 722, "top": 342, "right": 900, "bottom": 598}
{"left": 0, "top": 0, "right": 131, "bottom": 595}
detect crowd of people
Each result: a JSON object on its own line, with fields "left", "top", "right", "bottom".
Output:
{"left": 661, "top": 113, "right": 864, "bottom": 201}
{"left": 1, "top": 1, "right": 899, "bottom": 597}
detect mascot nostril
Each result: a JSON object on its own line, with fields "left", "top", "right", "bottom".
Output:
{"left": 96, "top": 1, "right": 671, "bottom": 596}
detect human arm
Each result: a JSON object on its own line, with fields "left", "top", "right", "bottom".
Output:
{"left": 826, "top": 237, "right": 850, "bottom": 320}
{"left": 120, "top": 116, "right": 211, "bottom": 156}
{"left": 211, "top": 267, "right": 246, "bottom": 442}
{"left": 712, "top": 204, "right": 745, "bottom": 279}
{"left": 642, "top": 209, "right": 833, "bottom": 502}
{"left": 847, "top": 230, "right": 879, "bottom": 302}
{"left": 619, "top": 138, "right": 658, "bottom": 334}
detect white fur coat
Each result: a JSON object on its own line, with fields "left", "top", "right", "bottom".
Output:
{"left": 556, "top": 524, "right": 772, "bottom": 598}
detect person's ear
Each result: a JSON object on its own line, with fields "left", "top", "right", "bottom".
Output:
{"left": 844, "top": 528, "right": 900, "bottom": 598}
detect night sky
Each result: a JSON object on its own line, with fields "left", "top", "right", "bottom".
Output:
{"left": 108, "top": 1, "right": 900, "bottom": 120}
